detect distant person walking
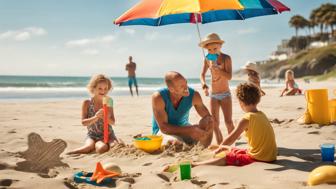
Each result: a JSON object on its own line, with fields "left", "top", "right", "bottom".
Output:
{"left": 125, "top": 56, "right": 139, "bottom": 96}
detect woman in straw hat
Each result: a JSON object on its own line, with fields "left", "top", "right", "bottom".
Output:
{"left": 199, "top": 33, "right": 234, "bottom": 144}
{"left": 242, "top": 61, "right": 266, "bottom": 96}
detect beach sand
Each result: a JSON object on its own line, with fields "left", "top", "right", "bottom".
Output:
{"left": 0, "top": 80, "right": 335, "bottom": 189}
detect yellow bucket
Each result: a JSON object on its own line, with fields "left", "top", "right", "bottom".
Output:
{"left": 133, "top": 135, "right": 162, "bottom": 153}
{"left": 305, "top": 89, "right": 330, "bottom": 125}
{"left": 329, "top": 99, "right": 336, "bottom": 123}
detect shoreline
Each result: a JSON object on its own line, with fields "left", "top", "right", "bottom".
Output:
{"left": 1, "top": 79, "right": 335, "bottom": 102}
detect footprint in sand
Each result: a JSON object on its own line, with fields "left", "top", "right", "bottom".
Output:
{"left": 307, "top": 131, "right": 320, "bottom": 135}
{"left": 119, "top": 177, "right": 136, "bottom": 184}
{"left": 15, "top": 132, "right": 69, "bottom": 175}
{"left": 190, "top": 178, "right": 207, "bottom": 187}
{"left": 63, "top": 178, "right": 79, "bottom": 189}
{"left": 270, "top": 118, "right": 285, "bottom": 124}
{"left": 0, "top": 162, "right": 15, "bottom": 170}
{"left": 156, "top": 172, "right": 173, "bottom": 182}
{"left": 8, "top": 129, "right": 16, "bottom": 134}
{"left": 142, "top": 162, "right": 152, "bottom": 166}
{"left": 0, "top": 179, "right": 18, "bottom": 187}
{"left": 0, "top": 163, "right": 9, "bottom": 170}
{"left": 286, "top": 119, "right": 294, "bottom": 123}
{"left": 218, "top": 182, "right": 229, "bottom": 185}
{"left": 38, "top": 169, "right": 59, "bottom": 178}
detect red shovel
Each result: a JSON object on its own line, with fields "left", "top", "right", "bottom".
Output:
{"left": 103, "top": 96, "right": 113, "bottom": 144}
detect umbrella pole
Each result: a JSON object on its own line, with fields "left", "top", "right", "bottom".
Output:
{"left": 195, "top": 13, "right": 206, "bottom": 59}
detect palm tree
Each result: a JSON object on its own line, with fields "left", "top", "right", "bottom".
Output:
{"left": 322, "top": 4, "right": 336, "bottom": 36}
{"left": 311, "top": 3, "right": 336, "bottom": 35}
{"left": 308, "top": 20, "right": 315, "bottom": 36}
{"left": 289, "top": 15, "right": 308, "bottom": 37}
{"left": 310, "top": 9, "right": 319, "bottom": 35}
{"left": 289, "top": 15, "right": 309, "bottom": 51}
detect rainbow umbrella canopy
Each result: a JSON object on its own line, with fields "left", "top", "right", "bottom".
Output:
{"left": 114, "top": 0, "right": 290, "bottom": 26}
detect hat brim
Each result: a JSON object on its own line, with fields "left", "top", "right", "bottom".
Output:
{"left": 242, "top": 66, "right": 257, "bottom": 72}
{"left": 199, "top": 39, "right": 224, "bottom": 48}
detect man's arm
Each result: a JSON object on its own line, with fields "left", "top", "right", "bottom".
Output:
{"left": 152, "top": 92, "right": 197, "bottom": 136}
{"left": 193, "top": 91, "right": 211, "bottom": 118}
{"left": 125, "top": 64, "right": 128, "bottom": 71}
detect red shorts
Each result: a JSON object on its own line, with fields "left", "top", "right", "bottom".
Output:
{"left": 225, "top": 148, "right": 255, "bottom": 166}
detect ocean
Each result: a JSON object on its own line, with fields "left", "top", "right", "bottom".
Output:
{"left": 0, "top": 75, "right": 282, "bottom": 101}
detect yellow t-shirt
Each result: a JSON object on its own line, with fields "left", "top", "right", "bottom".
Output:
{"left": 244, "top": 111, "right": 277, "bottom": 162}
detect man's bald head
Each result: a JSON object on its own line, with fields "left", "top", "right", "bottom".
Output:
{"left": 165, "top": 71, "right": 185, "bottom": 88}
{"left": 164, "top": 71, "right": 189, "bottom": 97}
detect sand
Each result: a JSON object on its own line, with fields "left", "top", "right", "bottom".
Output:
{"left": 0, "top": 80, "right": 335, "bottom": 189}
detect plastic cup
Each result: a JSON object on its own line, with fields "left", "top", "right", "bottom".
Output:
{"left": 179, "top": 162, "right": 191, "bottom": 180}
{"left": 320, "top": 143, "right": 335, "bottom": 162}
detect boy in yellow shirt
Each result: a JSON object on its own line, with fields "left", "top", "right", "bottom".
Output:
{"left": 193, "top": 82, "right": 277, "bottom": 166}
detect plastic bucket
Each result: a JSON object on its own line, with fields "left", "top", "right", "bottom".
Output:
{"left": 329, "top": 99, "right": 336, "bottom": 123}
{"left": 305, "top": 89, "right": 330, "bottom": 125}
{"left": 179, "top": 162, "right": 191, "bottom": 180}
{"left": 320, "top": 143, "right": 335, "bottom": 162}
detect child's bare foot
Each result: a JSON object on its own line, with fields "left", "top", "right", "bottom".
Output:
{"left": 191, "top": 162, "right": 199, "bottom": 167}
{"left": 208, "top": 144, "right": 219, "bottom": 151}
{"left": 162, "top": 164, "right": 179, "bottom": 173}
{"left": 66, "top": 151, "right": 75, "bottom": 155}
{"left": 213, "top": 145, "right": 231, "bottom": 154}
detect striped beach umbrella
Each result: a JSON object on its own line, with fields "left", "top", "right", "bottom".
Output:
{"left": 114, "top": 0, "right": 290, "bottom": 56}
{"left": 114, "top": 0, "right": 290, "bottom": 26}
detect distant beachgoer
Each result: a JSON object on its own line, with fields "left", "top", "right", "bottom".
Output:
{"left": 67, "top": 74, "right": 119, "bottom": 155}
{"left": 280, "top": 70, "right": 302, "bottom": 97}
{"left": 191, "top": 82, "right": 277, "bottom": 167}
{"left": 242, "top": 61, "right": 266, "bottom": 96}
{"left": 125, "top": 56, "right": 139, "bottom": 96}
{"left": 199, "top": 33, "right": 234, "bottom": 144}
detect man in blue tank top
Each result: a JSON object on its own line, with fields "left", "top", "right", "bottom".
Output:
{"left": 152, "top": 71, "right": 214, "bottom": 147}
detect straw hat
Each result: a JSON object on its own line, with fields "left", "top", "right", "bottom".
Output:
{"left": 199, "top": 33, "right": 224, "bottom": 48}
{"left": 242, "top": 61, "right": 258, "bottom": 72}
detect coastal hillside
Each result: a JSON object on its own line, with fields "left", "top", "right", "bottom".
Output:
{"left": 235, "top": 3, "right": 336, "bottom": 81}
{"left": 258, "top": 43, "right": 336, "bottom": 80}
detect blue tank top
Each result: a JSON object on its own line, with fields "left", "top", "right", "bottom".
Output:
{"left": 152, "top": 87, "right": 195, "bottom": 134}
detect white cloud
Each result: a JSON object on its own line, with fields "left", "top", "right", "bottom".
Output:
{"left": 66, "top": 39, "right": 93, "bottom": 47}
{"left": 175, "top": 35, "right": 192, "bottom": 42}
{"left": 0, "top": 31, "right": 13, "bottom": 39}
{"left": 14, "top": 31, "right": 31, "bottom": 41}
{"left": 124, "top": 28, "right": 135, "bottom": 35}
{"left": 65, "top": 34, "right": 117, "bottom": 48}
{"left": 0, "top": 27, "right": 47, "bottom": 41}
{"left": 82, "top": 49, "right": 99, "bottom": 55}
{"left": 26, "top": 27, "right": 47, "bottom": 35}
{"left": 116, "top": 47, "right": 128, "bottom": 54}
{"left": 145, "top": 31, "right": 159, "bottom": 41}
{"left": 237, "top": 28, "right": 258, "bottom": 35}
{"left": 101, "top": 35, "right": 116, "bottom": 43}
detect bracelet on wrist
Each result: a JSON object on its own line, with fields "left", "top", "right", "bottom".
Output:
{"left": 202, "top": 84, "right": 209, "bottom": 89}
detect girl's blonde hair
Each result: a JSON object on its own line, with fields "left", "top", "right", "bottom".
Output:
{"left": 87, "top": 74, "right": 113, "bottom": 95}
{"left": 285, "top": 69, "right": 294, "bottom": 81}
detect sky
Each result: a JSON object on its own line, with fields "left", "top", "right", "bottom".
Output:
{"left": 0, "top": 0, "right": 333, "bottom": 78}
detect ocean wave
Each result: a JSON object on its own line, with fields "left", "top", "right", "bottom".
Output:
{"left": 0, "top": 86, "right": 164, "bottom": 92}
